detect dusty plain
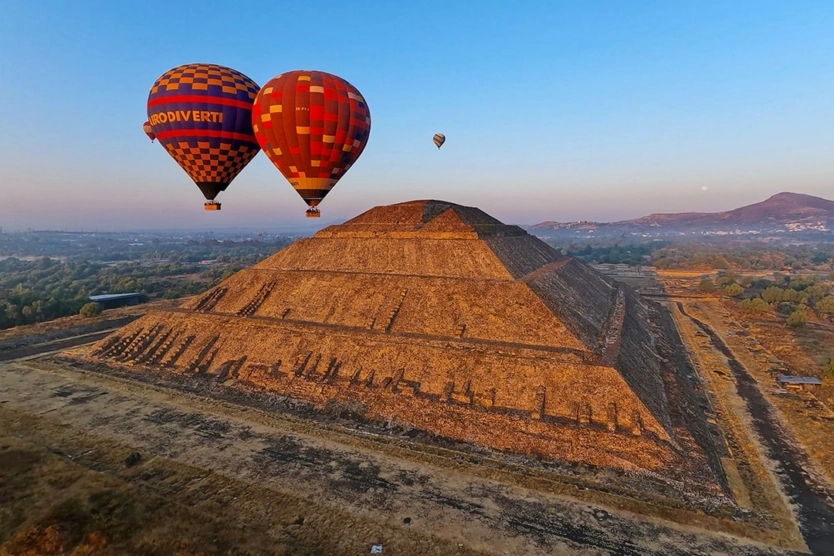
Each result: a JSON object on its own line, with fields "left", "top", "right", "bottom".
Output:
{"left": 0, "top": 333, "right": 817, "bottom": 554}
{"left": 3, "top": 267, "right": 834, "bottom": 554}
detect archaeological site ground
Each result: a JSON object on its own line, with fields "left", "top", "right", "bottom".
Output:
{"left": 2, "top": 201, "right": 832, "bottom": 555}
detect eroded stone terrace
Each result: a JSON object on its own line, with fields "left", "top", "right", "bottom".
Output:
{"left": 82, "top": 200, "right": 728, "bottom": 498}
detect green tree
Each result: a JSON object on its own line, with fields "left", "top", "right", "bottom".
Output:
{"left": 786, "top": 307, "right": 808, "bottom": 329}
{"left": 79, "top": 302, "right": 102, "bottom": 318}
{"left": 5, "top": 303, "right": 19, "bottom": 321}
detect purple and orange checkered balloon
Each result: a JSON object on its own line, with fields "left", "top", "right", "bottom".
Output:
{"left": 146, "top": 63, "right": 261, "bottom": 210}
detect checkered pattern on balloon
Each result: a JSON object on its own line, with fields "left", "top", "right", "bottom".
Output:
{"left": 252, "top": 71, "right": 372, "bottom": 208}
{"left": 146, "top": 64, "right": 261, "bottom": 199}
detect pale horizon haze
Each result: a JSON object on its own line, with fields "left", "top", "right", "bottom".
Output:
{"left": 1, "top": 1, "right": 832, "bottom": 231}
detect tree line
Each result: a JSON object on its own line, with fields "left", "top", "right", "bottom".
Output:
{"left": 547, "top": 239, "right": 834, "bottom": 272}
{"left": 699, "top": 272, "right": 834, "bottom": 329}
{"left": 0, "top": 238, "right": 293, "bottom": 330}
{"left": 652, "top": 242, "right": 834, "bottom": 271}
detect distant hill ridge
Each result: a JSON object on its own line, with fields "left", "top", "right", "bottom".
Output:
{"left": 530, "top": 192, "right": 834, "bottom": 232}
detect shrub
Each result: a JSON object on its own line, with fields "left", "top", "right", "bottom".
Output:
{"left": 79, "top": 302, "right": 102, "bottom": 318}
{"left": 716, "top": 274, "right": 737, "bottom": 287}
{"left": 738, "top": 297, "right": 769, "bottom": 314}
{"left": 785, "top": 308, "right": 808, "bottom": 329}
{"left": 824, "top": 358, "right": 834, "bottom": 380}
{"left": 777, "top": 301, "right": 796, "bottom": 315}
{"left": 723, "top": 283, "right": 744, "bottom": 297}
{"left": 815, "top": 296, "right": 834, "bottom": 316}
{"left": 806, "top": 284, "right": 831, "bottom": 302}
{"left": 699, "top": 278, "right": 715, "bottom": 292}
{"left": 762, "top": 286, "right": 784, "bottom": 303}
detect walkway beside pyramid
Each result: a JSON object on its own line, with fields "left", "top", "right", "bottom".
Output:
{"left": 87, "top": 200, "right": 723, "bottom": 483}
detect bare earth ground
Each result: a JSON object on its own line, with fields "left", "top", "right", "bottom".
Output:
{"left": 4, "top": 278, "right": 832, "bottom": 555}
{"left": 655, "top": 276, "right": 834, "bottom": 555}
{"left": 0, "top": 347, "right": 809, "bottom": 556}
{"left": 682, "top": 299, "right": 834, "bottom": 487}
{"left": 667, "top": 303, "right": 809, "bottom": 543}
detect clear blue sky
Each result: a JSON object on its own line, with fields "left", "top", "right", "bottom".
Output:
{"left": 1, "top": 0, "right": 832, "bottom": 230}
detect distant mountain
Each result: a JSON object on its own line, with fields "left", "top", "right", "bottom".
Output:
{"left": 529, "top": 192, "right": 834, "bottom": 238}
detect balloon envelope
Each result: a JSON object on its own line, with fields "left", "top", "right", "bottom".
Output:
{"left": 252, "top": 70, "right": 371, "bottom": 210}
{"left": 143, "top": 121, "right": 156, "bottom": 142}
{"left": 433, "top": 133, "right": 445, "bottom": 149}
{"left": 146, "top": 63, "right": 260, "bottom": 202}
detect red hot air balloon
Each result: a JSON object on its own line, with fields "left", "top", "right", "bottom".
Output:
{"left": 251, "top": 70, "right": 371, "bottom": 218}
{"left": 143, "top": 121, "right": 156, "bottom": 142}
{"left": 146, "top": 63, "right": 261, "bottom": 211}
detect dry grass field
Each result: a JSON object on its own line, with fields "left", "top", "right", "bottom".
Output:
{"left": 683, "top": 298, "right": 834, "bottom": 486}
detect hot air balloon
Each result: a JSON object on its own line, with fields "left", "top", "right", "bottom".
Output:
{"left": 433, "top": 133, "right": 445, "bottom": 149}
{"left": 146, "top": 63, "right": 261, "bottom": 211}
{"left": 143, "top": 121, "right": 156, "bottom": 142}
{"left": 252, "top": 70, "right": 371, "bottom": 218}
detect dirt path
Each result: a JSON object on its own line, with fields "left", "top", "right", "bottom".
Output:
{"left": 0, "top": 330, "right": 118, "bottom": 362}
{"left": 0, "top": 360, "right": 799, "bottom": 555}
{"left": 677, "top": 302, "right": 834, "bottom": 556}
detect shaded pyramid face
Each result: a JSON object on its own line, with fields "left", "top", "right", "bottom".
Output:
{"left": 89, "top": 200, "right": 717, "bottom": 481}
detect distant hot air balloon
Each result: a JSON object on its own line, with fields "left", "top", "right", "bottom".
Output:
{"left": 433, "top": 133, "right": 445, "bottom": 149}
{"left": 252, "top": 70, "right": 371, "bottom": 218}
{"left": 143, "top": 121, "right": 156, "bottom": 142}
{"left": 146, "top": 63, "right": 261, "bottom": 211}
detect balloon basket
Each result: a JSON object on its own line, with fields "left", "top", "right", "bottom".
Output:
{"left": 204, "top": 202, "right": 221, "bottom": 211}
{"left": 305, "top": 208, "right": 321, "bottom": 218}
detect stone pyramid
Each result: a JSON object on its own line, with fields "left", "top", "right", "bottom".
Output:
{"left": 88, "top": 200, "right": 719, "bottom": 478}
